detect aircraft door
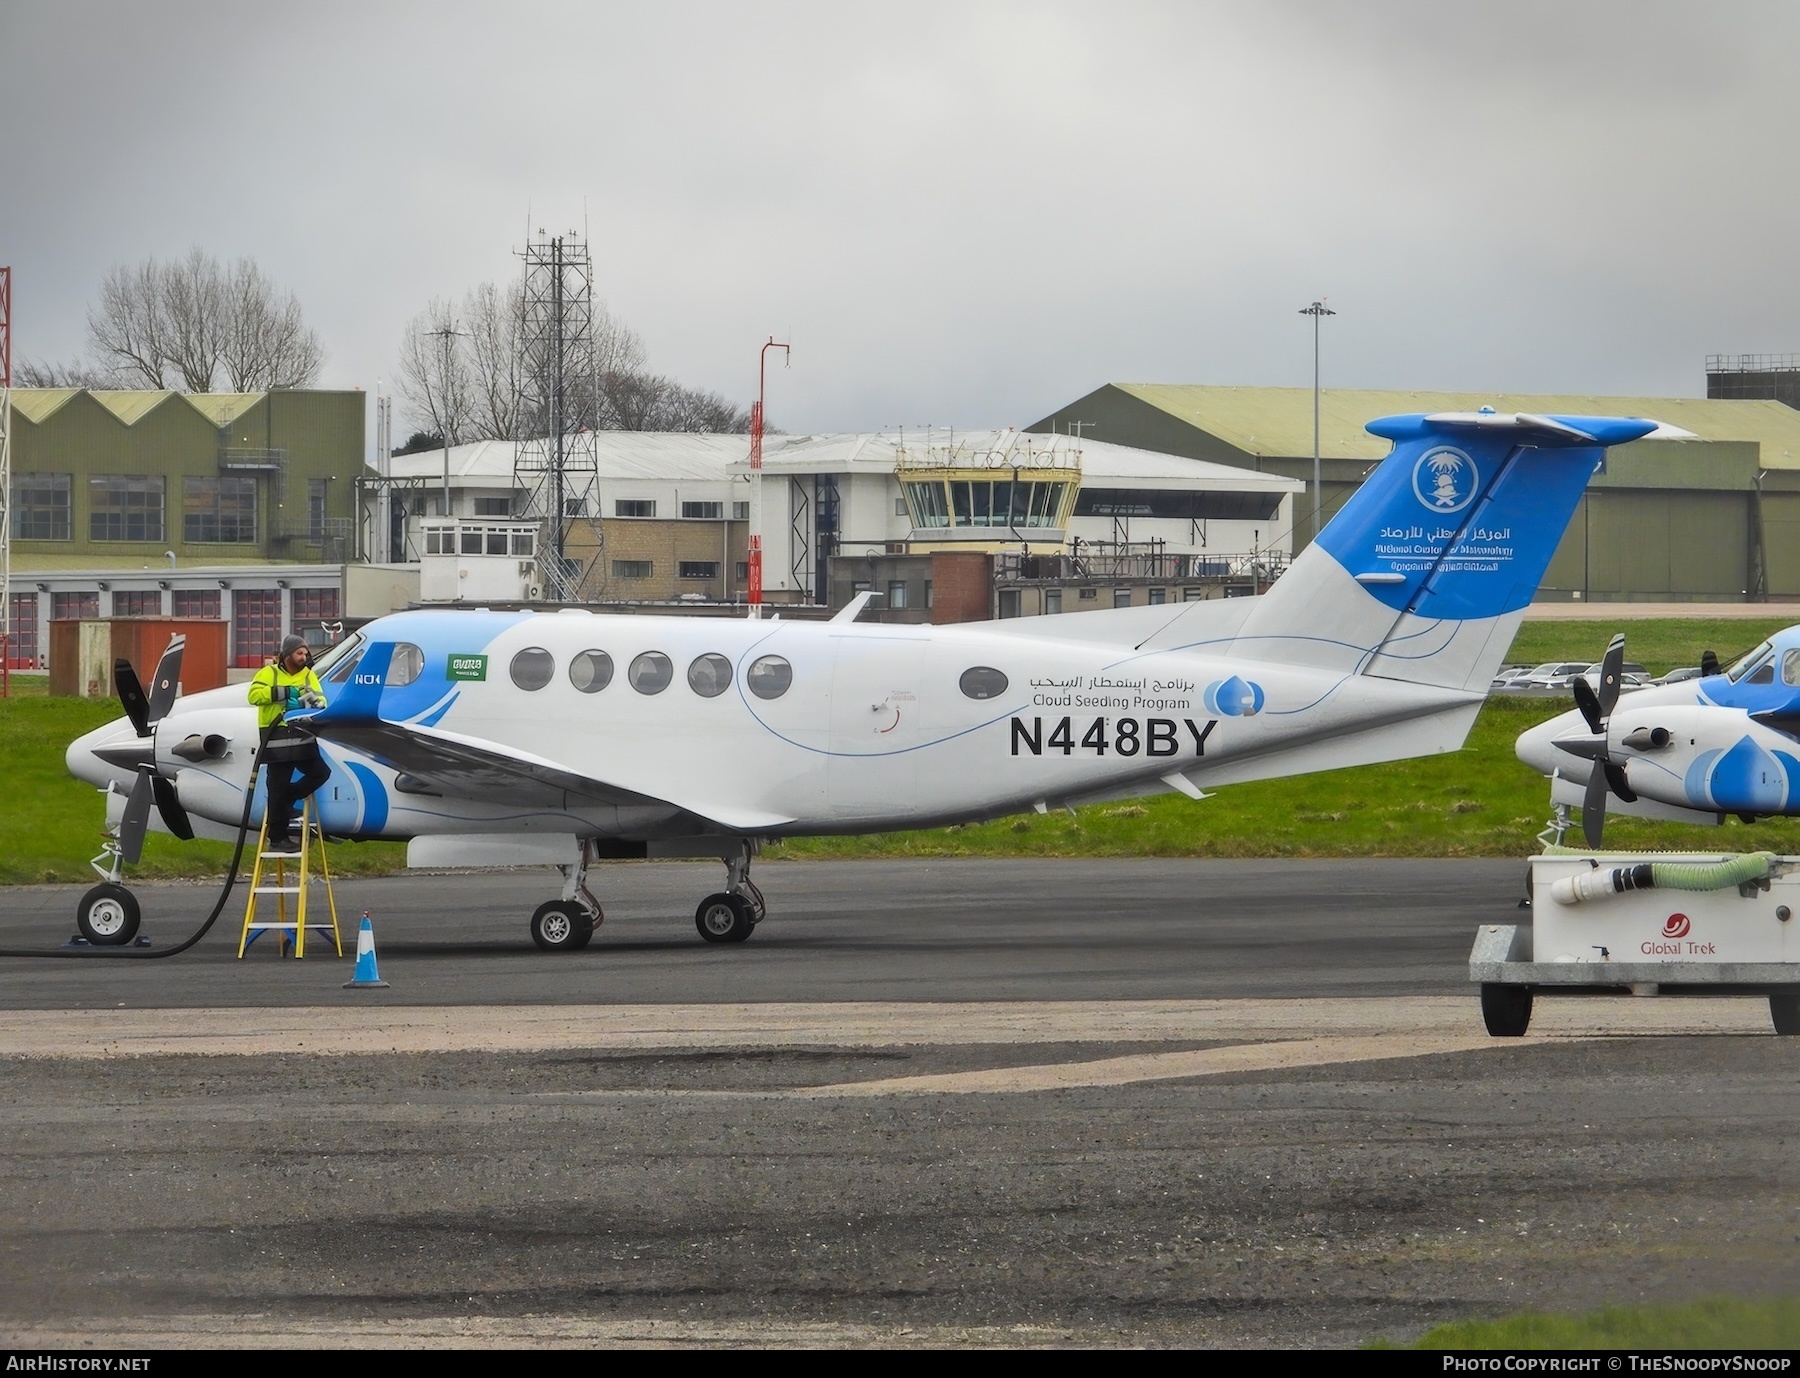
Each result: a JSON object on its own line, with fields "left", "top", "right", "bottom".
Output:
{"left": 827, "top": 630, "right": 926, "bottom": 820}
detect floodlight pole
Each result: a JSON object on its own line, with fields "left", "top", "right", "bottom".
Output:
{"left": 748, "top": 337, "right": 791, "bottom": 618}
{"left": 1298, "top": 300, "right": 1335, "bottom": 547}
{"left": 427, "top": 323, "right": 466, "bottom": 521}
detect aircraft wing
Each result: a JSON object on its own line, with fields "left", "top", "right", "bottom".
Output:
{"left": 299, "top": 643, "right": 794, "bottom": 832}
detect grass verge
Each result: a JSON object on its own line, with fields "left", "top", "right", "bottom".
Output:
{"left": 1374, "top": 1295, "right": 1800, "bottom": 1349}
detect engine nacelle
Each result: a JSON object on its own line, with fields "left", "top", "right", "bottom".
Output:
{"left": 1609, "top": 703, "right": 1800, "bottom": 814}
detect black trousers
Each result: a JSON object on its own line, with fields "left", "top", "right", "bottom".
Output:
{"left": 264, "top": 739, "right": 330, "bottom": 840}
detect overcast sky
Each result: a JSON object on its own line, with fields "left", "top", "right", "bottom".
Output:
{"left": 3, "top": 1, "right": 1796, "bottom": 445}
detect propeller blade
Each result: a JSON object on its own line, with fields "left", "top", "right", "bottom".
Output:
{"left": 119, "top": 769, "right": 155, "bottom": 864}
{"left": 115, "top": 660, "right": 150, "bottom": 737}
{"left": 145, "top": 635, "right": 186, "bottom": 724}
{"left": 1582, "top": 765, "right": 1609, "bottom": 848}
{"left": 151, "top": 773, "right": 195, "bottom": 841}
{"left": 1603, "top": 759, "right": 1638, "bottom": 803}
{"left": 1571, "top": 676, "right": 1603, "bottom": 734}
{"left": 1598, "top": 632, "right": 1626, "bottom": 720}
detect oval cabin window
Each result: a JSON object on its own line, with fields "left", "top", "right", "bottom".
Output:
{"left": 687, "top": 653, "right": 733, "bottom": 698}
{"left": 629, "top": 651, "right": 674, "bottom": 695}
{"left": 510, "top": 647, "right": 555, "bottom": 691}
{"left": 958, "top": 666, "right": 1009, "bottom": 700}
{"left": 569, "top": 649, "right": 614, "bottom": 693}
{"left": 746, "top": 655, "right": 793, "bottom": 700}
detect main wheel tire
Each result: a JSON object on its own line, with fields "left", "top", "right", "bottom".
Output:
{"left": 77, "top": 883, "right": 141, "bottom": 946}
{"left": 695, "top": 892, "right": 753, "bottom": 944}
{"left": 1770, "top": 992, "right": 1800, "bottom": 1036}
{"left": 530, "top": 900, "right": 592, "bottom": 953}
{"left": 1480, "top": 982, "right": 1533, "bottom": 1037}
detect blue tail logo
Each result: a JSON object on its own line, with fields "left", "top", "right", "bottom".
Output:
{"left": 1317, "top": 411, "right": 1657, "bottom": 623}
{"left": 1414, "top": 447, "right": 1477, "bottom": 513}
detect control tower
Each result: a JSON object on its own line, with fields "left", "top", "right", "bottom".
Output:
{"left": 895, "top": 430, "right": 1081, "bottom": 554}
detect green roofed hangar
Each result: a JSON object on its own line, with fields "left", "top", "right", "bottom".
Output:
{"left": 1030, "top": 384, "right": 1800, "bottom": 603}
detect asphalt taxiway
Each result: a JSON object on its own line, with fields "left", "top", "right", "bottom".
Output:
{"left": 0, "top": 858, "right": 1795, "bottom": 1348}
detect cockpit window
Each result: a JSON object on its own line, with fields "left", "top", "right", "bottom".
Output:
{"left": 386, "top": 643, "right": 424, "bottom": 687}
{"left": 1727, "top": 642, "right": 1774, "bottom": 683}
{"left": 1785, "top": 649, "right": 1800, "bottom": 687}
{"left": 314, "top": 632, "right": 365, "bottom": 681}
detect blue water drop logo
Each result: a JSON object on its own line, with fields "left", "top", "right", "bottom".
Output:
{"left": 1703, "top": 735, "right": 1788, "bottom": 813}
{"left": 1204, "top": 676, "right": 1265, "bottom": 716}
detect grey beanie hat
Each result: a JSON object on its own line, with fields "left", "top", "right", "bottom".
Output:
{"left": 280, "top": 634, "right": 308, "bottom": 658}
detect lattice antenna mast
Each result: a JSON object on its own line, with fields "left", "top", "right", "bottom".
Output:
{"left": 513, "top": 231, "right": 601, "bottom": 602}
{"left": 0, "top": 266, "right": 11, "bottom": 689}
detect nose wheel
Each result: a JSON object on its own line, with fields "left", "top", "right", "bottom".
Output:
{"left": 77, "top": 882, "right": 142, "bottom": 946}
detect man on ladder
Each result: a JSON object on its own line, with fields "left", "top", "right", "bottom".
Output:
{"left": 248, "top": 635, "right": 329, "bottom": 853}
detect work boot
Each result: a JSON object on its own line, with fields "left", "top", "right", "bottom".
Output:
{"left": 266, "top": 834, "right": 300, "bottom": 855}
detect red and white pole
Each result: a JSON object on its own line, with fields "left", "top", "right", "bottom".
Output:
{"left": 748, "top": 337, "right": 789, "bottom": 618}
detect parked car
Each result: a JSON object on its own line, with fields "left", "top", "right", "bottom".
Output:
{"left": 1517, "top": 661, "right": 1592, "bottom": 690}
{"left": 1576, "top": 661, "right": 1650, "bottom": 694}
{"left": 1489, "top": 664, "right": 1534, "bottom": 690}
{"left": 1655, "top": 665, "right": 1703, "bottom": 685}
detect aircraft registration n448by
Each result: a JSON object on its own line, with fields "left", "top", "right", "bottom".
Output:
{"left": 69, "top": 408, "right": 1657, "bottom": 950}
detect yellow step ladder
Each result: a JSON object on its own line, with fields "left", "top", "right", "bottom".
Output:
{"left": 238, "top": 796, "right": 343, "bottom": 959}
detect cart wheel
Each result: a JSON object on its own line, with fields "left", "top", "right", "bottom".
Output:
{"left": 1770, "top": 992, "right": 1800, "bottom": 1036}
{"left": 1480, "top": 983, "right": 1532, "bottom": 1037}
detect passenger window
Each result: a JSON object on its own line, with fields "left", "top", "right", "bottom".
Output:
{"left": 386, "top": 643, "right": 424, "bottom": 687}
{"left": 1784, "top": 650, "right": 1800, "bottom": 687}
{"left": 959, "top": 666, "right": 1009, "bottom": 700}
{"left": 687, "top": 653, "right": 733, "bottom": 698}
{"left": 746, "top": 655, "right": 792, "bottom": 700}
{"left": 510, "top": 647, "right": 554, "bottom": 691}
{"left": 629, "top": 651, "right": 673, "bottom": 695}
{"left": 569, "top": 650, "right": 613, "bottom": 693}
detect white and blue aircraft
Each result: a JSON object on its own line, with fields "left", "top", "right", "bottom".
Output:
{"left": 68, "top": 408, "right": 1655, "bottom": 950}
{"left": 1517, "top": 624, "right": 1800, "bottom": 845}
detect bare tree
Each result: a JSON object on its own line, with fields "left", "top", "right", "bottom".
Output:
{"left": 88, "top": 259, "right": 171, "bottom": 387}
{"left": 395, "top": 298, "right": 477, "bottom": 446}
{"left": 396, "top": 272, "right": 748, "bottom": 441}
{"left": 218, "top": 259, "right": 324, "bottom": 390}
{"left": 15, "top": 356, "right": 120, "bottom": 388}
{"left": 82, "top": 248, "right": 323, "bottom": 391}
{"left": 462, "top": 281, "right": 523, "bottom": 440}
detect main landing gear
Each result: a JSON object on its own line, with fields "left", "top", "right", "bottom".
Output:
{"left": 695, "top": 845, "right": 766, "bottom": 946}
{"left": 530, "top": 840, "right": 605, "bottom": 952}
{"left": 527, "top": 839, "right": 767, "bottom": 951}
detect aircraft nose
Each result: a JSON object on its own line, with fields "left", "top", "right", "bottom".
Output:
{"left": 66, "top": 717, "right": 140, "bottom": 790}
{"left": 1515, "top": 712, "right": 1578, "bottom": 776}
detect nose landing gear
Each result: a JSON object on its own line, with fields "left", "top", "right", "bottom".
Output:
{"left": 77, "top": 835, "right": 142, "bottom": 946}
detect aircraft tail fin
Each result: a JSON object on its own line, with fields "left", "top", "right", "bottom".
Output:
{"left": 1217, "top": 411, "right": 1655, "bottom": 691}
